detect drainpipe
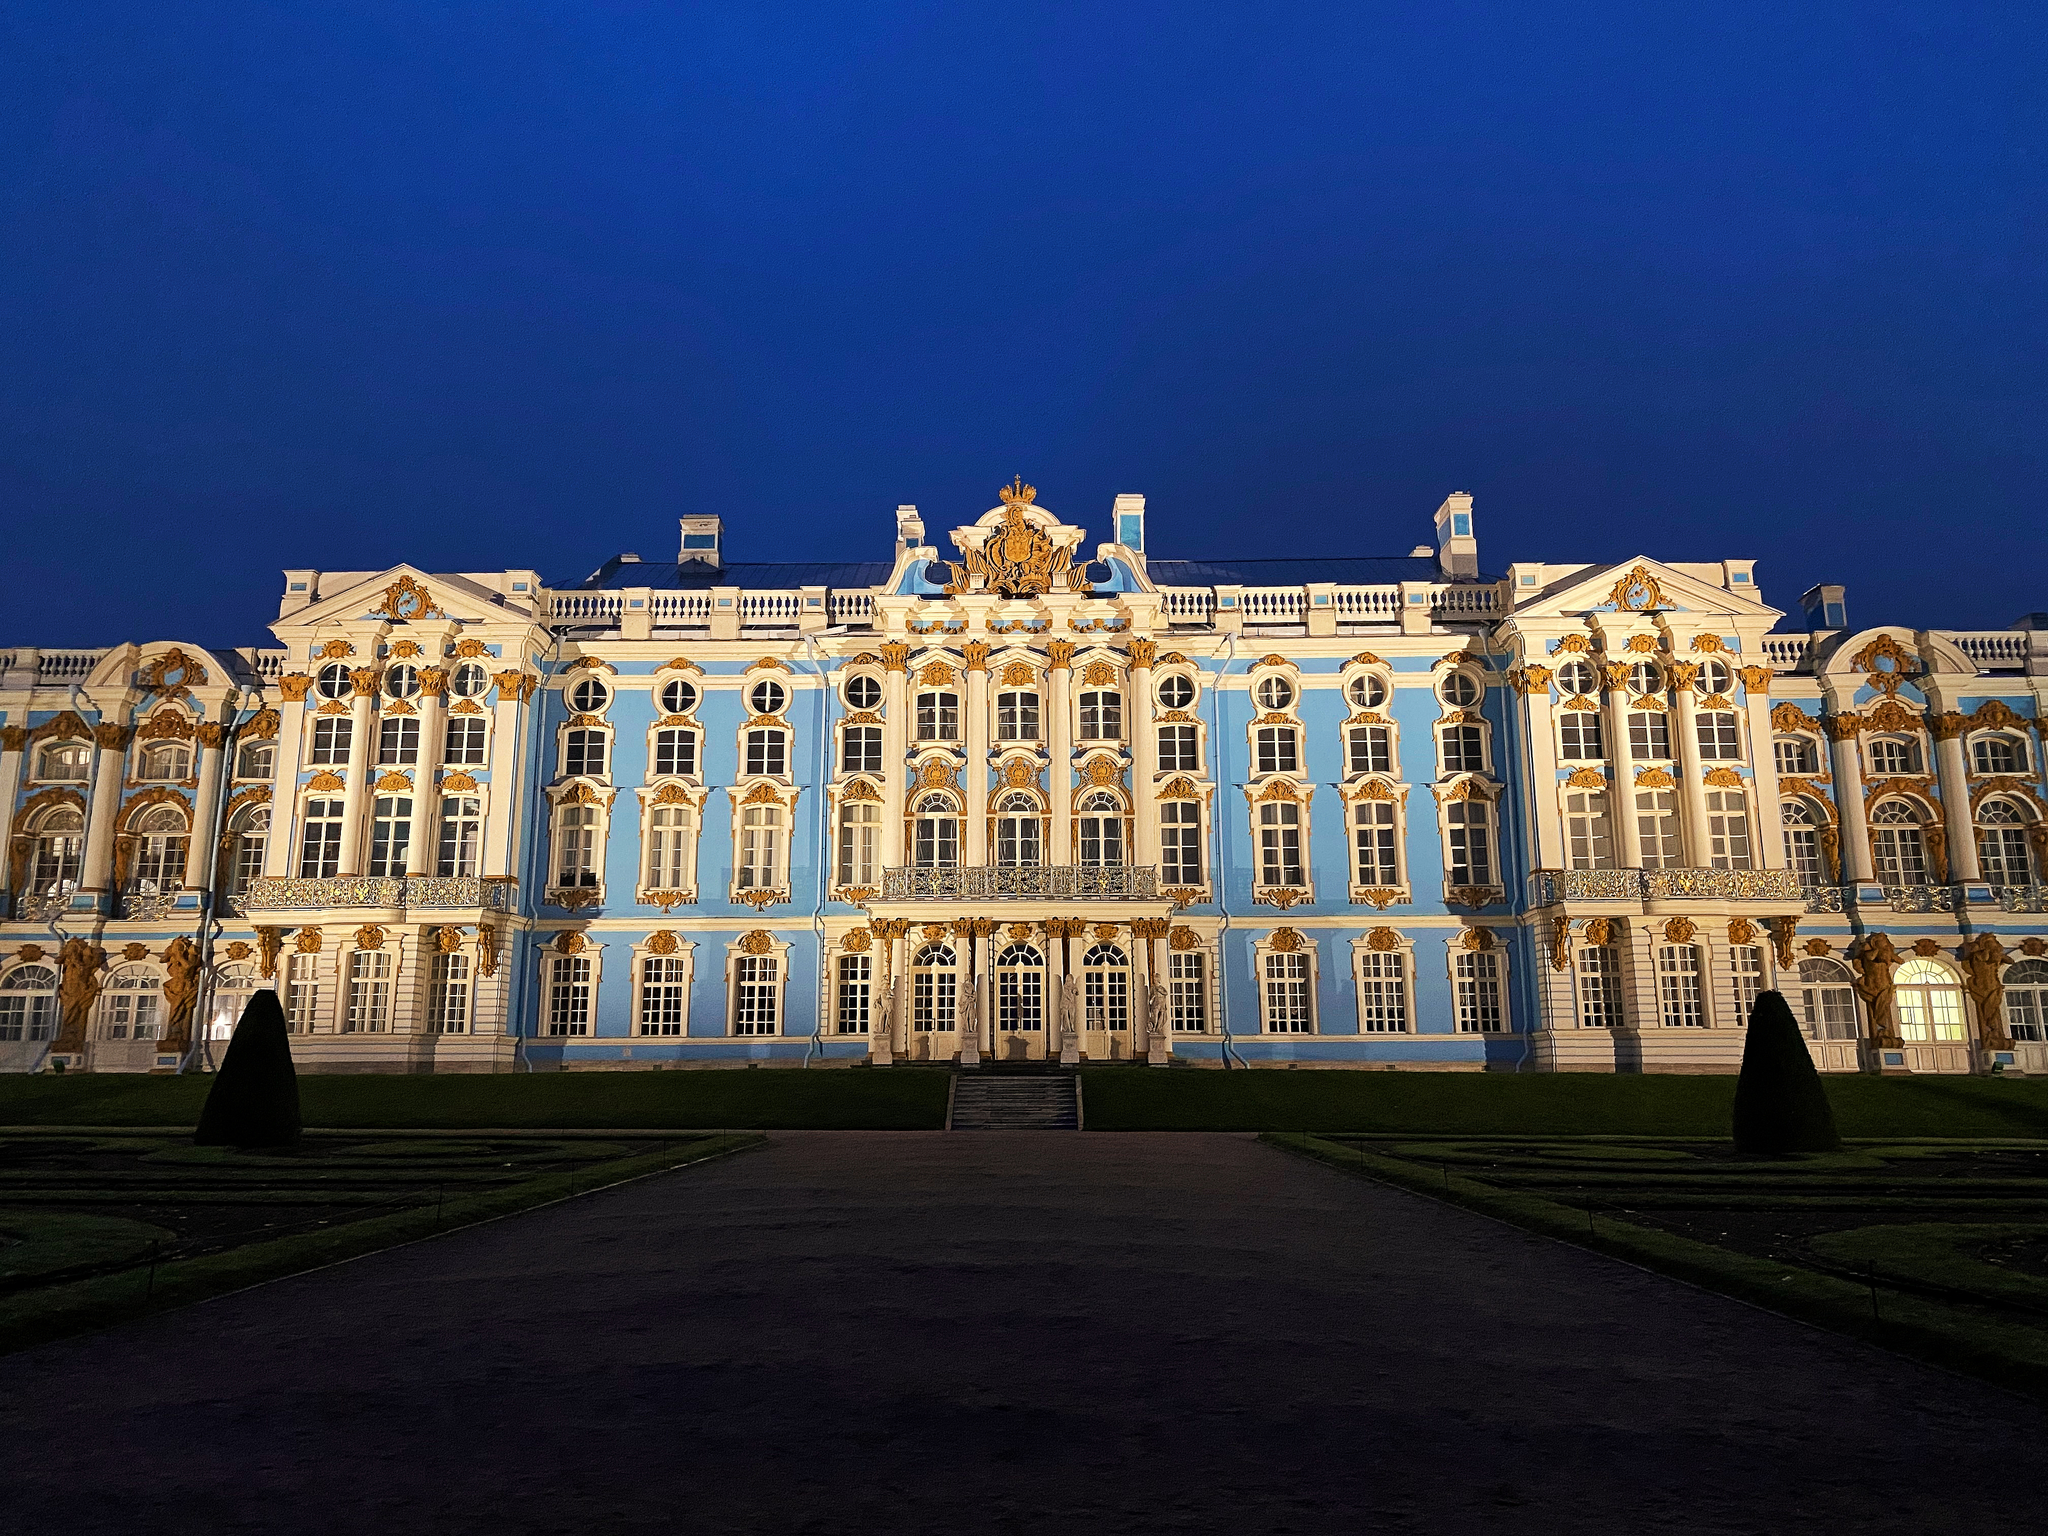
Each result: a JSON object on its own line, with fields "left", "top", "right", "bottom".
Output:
{"left": 800, "top": 628, "right": 849, "bottom": 1066}
{"left": 1206, "top": 632, "right": 1246, "bottom": 1069}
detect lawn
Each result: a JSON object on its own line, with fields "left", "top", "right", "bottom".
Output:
{"left": 0, "top": 1128, "right": 758, "bottom": 1355}
{"left": 1272, "top": 1131, "right": 2048, "bottom": 1398}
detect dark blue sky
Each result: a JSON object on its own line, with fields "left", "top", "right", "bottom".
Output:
{"left": 4, "top": 2, "right": 2043, "bottom": 647}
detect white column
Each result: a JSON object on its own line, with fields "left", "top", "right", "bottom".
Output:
{"left": 1520, "top": 670, "right": 1565, "bottom": 871}
{"left": 964, "top": 648, "right": 989, "bottom": 866}
{"left": 188, "top": 723, "right": 227, "bottom": 894}
{"left": 80, "top": 724, "right": 130, "bottom": 899}
{"left": 1932, "top": 720, "right": 1979, "bottom": 882}
{"left": 335, "top": 670, "right": 378, "bottom": 876}
{"left": 1048, "top": 643, "right": 1074, "bottom": 864}
{"left": 1671, "top": 680, "right": 1712, "bottom": 867}
{"left": 264, "top": 680, "right": 310, "bottom": 876}
{"left": 1602, "top": 667, "right": 1645, "bottom": 868}
{"left": 0, "top": 728, "right": 25, "bottom": 897}
{"left": 1129, "top": 642, "right": 1160, "bottom": 868}
{"left": 1739, "top": 665, "right": 1787, "bottom": 870}
{"left": 882, "top": 649, "right": 908, "bottom": 870}
{"left": 482, "top": 671, "right": 528, "bottom": 878}
{"left": 1825, "top": 708, "right": 1874, "bottom": 882}
{"left": 406, "top": 680, "right": 446, "bottom": 877}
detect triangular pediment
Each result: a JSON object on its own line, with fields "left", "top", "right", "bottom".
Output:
{"left": 1511, "top": 557, "right": 1780, "bottom": 623}
{"left": 275, "top": 566, "right": 530, "bottom": 632}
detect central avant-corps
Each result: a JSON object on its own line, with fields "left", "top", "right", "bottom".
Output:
{"left": 3, "top": 480, "right": 2046, "bottom": 1076}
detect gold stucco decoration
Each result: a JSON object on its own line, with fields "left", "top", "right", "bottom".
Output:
{"left": 1082, "top": 660, "right": 1118, "bottom": 687}
{"left": 441, "top": 771, "right": 480, "bottom": 792}
{"left": 1663, "top": 918, "right": 1696, "bottom": 944}
{"left": 1702, "top": 767, "right": 1743, "bottom": 787}
{"left": 355, "top": 925, "right": 387, "bottom": 951}
{"left": 941, "top": 480, "right": 1090, "bottom": 596}
{"left": 999, "top": 661, "right": 1036, "bottom": 686}
{"left": 1634, "top": 767, "right": 1675, "bottom": 788}
{"left": 1607, "top": 564, "right": 1669, "bottom": 612}
{"left": 306, "top": 771, "right": 346, "bottom": 792}
{"left": 317, "top": 640, "right": 355, "bottom": 660}
{"left": 1365, "top": 927, "right": 1401, "bottom": 952}
{"left": 1563, "top": 767, "right": 1607, "bottom": 788}
{"left": 1269, "top": 928, "right": 1303, "bottom": 954}
{"left": 918, "top": 661, "right": 957, "bottom": 687}
{"left": 374, "top": 771, "right": 412, "bottom": 791}
{"left": 1849, "top": 633, "right": 1918, "bottom": 695}
{"left": 646, "top": 931, "right": 680, "bottom": 956}
{"left": 556, "top": 931, "right": 587, "bottom": 955}
{"left": 1728, "top": 918, "right": 1758, "bottom": 947}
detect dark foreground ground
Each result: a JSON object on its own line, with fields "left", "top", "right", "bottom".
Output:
{"left": 0, "top": 1132, "right": 2038, "bottom": 1534}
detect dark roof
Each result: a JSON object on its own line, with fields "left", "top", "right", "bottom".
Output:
{"left": 554, "top": 552, "right": 1492, "bottom": 592}
{"left": 1146, "top": 556, "right": 1493, "bottom": 585}
{"left": 556, "top": 558, "right": 899, "bottom": 590}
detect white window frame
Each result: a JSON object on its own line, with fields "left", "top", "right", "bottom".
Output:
{"left": 1345, "top": 785, "right": 1408, "bottom": 902}
{"left": 1349, "top": 936, "right": 1413, "bottom": 1034}
{"left": 546, "top": 786, "right": 613, "bottom": 898}
{"left": 632, "top": 937, "right": 697, "bottom": 1038}
{"left": 636, "top": 784, "right": 707, "bottom": 905}
{"left": 1249, "top": 787, "right": 1313, "bottom": 900}
{"left": 724, "top": 935, "right": 792, "bottom": 1038}
{"left": 542, "top": 944, "right": 603, "bottom": 1037}
{"left": 1253, "top": 933, "right": 1318, "bottom": 1035}
{"left": 1449, "top": 941, "right": 1509, "bottom": 1034}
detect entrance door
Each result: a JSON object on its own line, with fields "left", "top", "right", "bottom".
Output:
{"left": 908, "top": 941, "right": 958, "bottom": 1062}
{"left": 1081, "top": 941, "right": 1132, "bottom": 1061}
{"left": 993, "top": 942, "right": 1047, "bottom": 1061}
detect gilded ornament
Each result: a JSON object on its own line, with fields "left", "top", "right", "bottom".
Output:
{"left": 1045, "top": 640, "right": 1076, "bottom": 670}
{"left": 1357, "top": 888, "right": 1403, "bottom": 909}
{"left": 1349, "top": 779, "right": 1397, "bottom": 802}
{"left": 1269, "top": 928, "right": 1304, "bottom": 954}
{"left": 1803, "top": 937, "right": 1832, "bottom": 957}
{"left": 136, "top": 647, "right": 209, "bottom": 693}
{"left": 736, "top": 889, "right": 784, "bottom": 910}
{"left": 1456, "top": 928, "right": 1494, "bottom": 951}
{"left": 999, "top": 661, "right": 1036, "bottom": 686}
{"left": 568, "top": 713, "right": 606, "bottom": 729}
{"left": 1600, "top": 663, "right": 1631, "bottom": 693}
{"left": 1584, "top": 918, "right": 1616, "bottom": 947}
{"left": 2020, "top": 938, "right": 2048, "bottom": 958}
{"left": 388, "top": 640, "right": 422, "bottom": 660}
{"left": 1257, "top": 888, "right": 1308, "bottom": 909}
{"left": 1252, "top": 779, "right": 1300, "bottom": 803}
{"left": 1688, "top": 634, "right": 1726, "bottom": 653}
{"left": 453, "top": 638, "right": 490, "bottom": 659}
{"left": 1127, "top": 639, "right": 1158, "bottom": 668}
{"left": 915, "top": 759, "right": 958, "bottom": 790}
{"left": 1702, "top": 767, "right": 1743, "bottom": 787}
{"left": 1607, "top": 564, "right": 1669, "bottom": 612}
{"left": 1625, "top": 635, "right": 1662, "bottom": 654}
{"left": 1663, "top": 918, "right": 1696, "bottom": 944}
{"left": 1082, "top": 660, "right": 1118, "bottom": 687}
{"left": 1970, "top": 699, "right": 2030, "bottom": 730}
{"left": 921, "top": 924, "right": 950, "bottom": 944}
{"left": 1549, "top": 635, "right": 1592, "bottom": 655}
{"left": 1509, "top": 665, "right": 1552, "bottom": 695}
{"left": 196, "top": 722, "right": 227, "bottom": 749}
{"left": 918, "top": 661, "right": 957, "bottom": 687}
{"left": 1007, "top": 924, "right": 1035, "bottom": 943}
{"left": 316, "top": 701, "right": 350, "bottom": 716}
{"left": 316, "top": 640, "right": 354, "bottom": 660}
{"left": 0, "top": 727, "right": 24, "bottom": 753}
{"left": 1446, "top": 887, "right": 1499, "bottom": 907}
{"left": 120, "top": 942, "right": 149, "bottom": 962}
{"left": 879, "top": 642, "right": 913, "bottom": 672}
{"left": 1634, "top": 767, "right": 1674, "bottom": 788}
{"left": 1169, "top": 925, "right": 1199, "bottom": 951}
{"left": 94, "top": 723, "right": 131, "bottom": 750}
{"left": 1930, "top": 712, "right": 1968, "bottom": 742}
{"left": 1549, "top": 916, "right": 1572, "bottom": 971}
{"left": 645, "top": 891, "right": 693, "bottom": 912}
{"left": 374, "top": 771, "right": 412, "bottom": 791}
{"left": 348, "top": 668, "right": 381, "bottom": 698}
{"left": 1564, "top": 767, "right": 1607, "bottom": 788}
{"left": 1849, "top": 633, "right": 1918, "bottom": 695}
{"left": 556, "top": 931, "right": 586, "bottom": 955}
{"left": 562, "top": 783, "right": 612, "bottom": 806}
{"left": 1767, "top": 917, "right": 1799, "bottom": 968}
{"left": 1629, "top": 695, "right": 1665, "bottom": 711}
{"left": 741, "top": 781, "right": 786, "bottom": 805}
{"left": 1698, "top": 693, "right": 1734, "bottom": 711}
{"left": 1736, "top": 665, "right": 1772, "bottom": 693}
{"left": 1912, "top": 938, "right": 1944, "bottom": 958}
{"left": 1771, "top": 702, "right": 1820, "bottom": 733}
{"left": 372, "top": 575, "right": 443, "bottom": 622}
{"left": 998, "top": 759, "right": 1037, "bottom": 789}
{"left": 306, "top": 771, "right": 346, "bottom": 792}
{"left": 1563, "top": 698, "right": 1599, "bottom": 713}
{"left": 1825, "top": 714, "right": 1862, "bottom": 741}
{"left": 224, "top": 941, "right": 251, "bottom": 962}
{"left": 840, "top": 929, "right": 871, "bottom": 954}
{"left": 962, "top": 642, "right": 991, "bottom": 672}
{"left": 136, "top": 710, "right": 195, "bottom": 742}
{"left": 1728, "top": 917, "right": 1758, "bottom": 947}
{"left": 475, "top": 926, "right": 499, "bottom": 976}
{"left": 646, "top": 931, "right": 680, "bottom": 956}
{"left": 1163, "top": 887, "right": 1205, "bottom": 910}
{"left": 941, "top": 480, "right": 1091, "bottom": 596}
{"left": 441, "top": 770, "right": 480, "bottom": 792}
{"left": 492, "top": 670, "right": 528, "bottom": 701}
{"left": 1080, "top": 757, "right": 1123, "bottom": 787}
{"left": 355, "top": 925, "right": 387, "bottom": 950}
{"left": 658, "top": 656, "right": 703, "bottom": 674}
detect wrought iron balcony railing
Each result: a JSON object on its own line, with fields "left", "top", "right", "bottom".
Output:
{"left": 1883, "top": 884, "right": 1956, "bottom": 914}
{"left": 240, "top": 876, "right": 518, "bottom": 913}
{"left": 1997, "top": 884, "right": 2048, "bottom": 914}
{"left": 1532, "top": 868, "right": 1805, "bottom": 906}
{"left": 1802, "top": 885, "right": 1845, "bottom": 913}
{"left": 879, "top": 866, "right": 1159, "bottom": 901}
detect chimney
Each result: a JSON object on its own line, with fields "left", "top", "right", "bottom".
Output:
{"left": 895, "top": 504, "right": 925, "bottom": 560}
{"left": 1433, "top": 492, "right": 1478, "bottom": 579}
{"left": 1800, "top": 583, "right": 1846, "bottom": 633}
{"left": 678, "top": 515, "right": 724, "bottom": 569}
{"left": 1112, "top": 493, "right": 1146, "bottom": 553}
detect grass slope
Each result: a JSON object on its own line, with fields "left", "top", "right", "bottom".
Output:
{"left": 0, "top": 1067, "right": 951, "bottom": 1131}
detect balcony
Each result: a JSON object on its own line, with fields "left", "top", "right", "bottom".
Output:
{"left": 240, "top": 876, "right": 518, "bottom": 913}
{"left": 879, "top": 866, "right": 1159, "bottom": 901}
{"left": 1532, "top": 868, "right": 1805, "bottom": 906}
{"left": 1882, "top": 884, "right": 1956, "bottom": 914}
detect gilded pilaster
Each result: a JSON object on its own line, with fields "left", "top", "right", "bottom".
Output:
{"left": 1047, "top": 641, "right": 1074, "bottom": 864}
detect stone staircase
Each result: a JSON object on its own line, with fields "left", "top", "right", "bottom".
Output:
{"left": 948, "top": 1072, "right": 1081, "bottom": 1130}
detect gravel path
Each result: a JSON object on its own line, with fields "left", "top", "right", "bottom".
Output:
{"left": 1, "top": 1130, "right": 2037, "bottom": 1534}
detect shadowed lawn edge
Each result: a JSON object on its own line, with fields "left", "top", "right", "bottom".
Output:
{"left": 1263, "top": 1131, "right": 2048, "bottom": 1402}
{"left": 0, "top": 1133, "right": 765, "bottom": 1358}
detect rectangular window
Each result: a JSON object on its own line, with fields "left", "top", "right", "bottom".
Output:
{"left": 1160, "top": 801, "right": 1203, "bottom": 887}
{"left": 1454, "top": 951, "right": 1504, "bottom": 1032}
{"left": 1577, "top": 946, "right": 1625, "bottom": 1028}
{"left": 367, "top": 795, "right": 412, "bottom": 878}
{"left": 1078, "top": 692, "right": 1123, "bottom": 741}
{"left": 437, "top": 796, "right": 482, "bottom": 878}
{"left": 563, "top": 729, "right": 606, "bottom": 778}
{"left": 1783, "top": 817, "right": 1823, "bottom": 885}
{"left": 1446, "top": 802, "right": 1492, "bottom": 887}
{"left": 1169, "top": 952, "right": 1207, "bottom": 1033}
{"left": 1775, "top": 738, "right": 1815, "bottom": 776}
{"left": 1730, "top": 945, "right": 1764, "bottom": 1023}
{"left": 837, "top": 803, "right": 879, "bottom": 888}
{"left": 654, "top": 728, "right": 698, "bottom": 777}
{"left": 1558, "top": 713, "right": 1603, "bottom": 760}
{"left": 733, "top": 955, "right": 779, "bottom": 1035}
{"left": 1628, "top": 712, "right": 1670, "bottom": 760}
{"left": 744, "top": 729, "right": 787, "bottom": 777}
{"left": 1346, "top": 725, "right": 1392, "bottom": 775}
{"left": 547, "top": 956, "right": 591, "bottom": 1036}
{"left": 997, "top": 691, "right": 1041, "bottom": 741}
{"left": 285, "top": 955, "right": 320, "bottom": 1033}
{"left": 377, "top": 716, "right": 420, "bottom": 765}
{"left": 1258, "top": 803, "right": 1304, "bottom": 887}
{"left": 738, "top": 806, "right": 785, "bottom": 889}
{"left": 555, "top": 805, "right": 600, "bottom": 886}
{"left": 345, "top": 950, "right": 391, "bottom": 1033}
{"left": 1357, "top": 950, "right": 1407, "bottom": 1033}
{"left": 1636, "top": 791, "right": 1682, "bottom": 869}
{"left": 645, "top": 804, "right": 696, "bottom": 890}
{"left": 428, "top": 952, "right": 470, "bottom": 1033}
{"left": 915, "top": 691, "right": 959, "bottom": 741}
{"left": 1158, "top": 724, "right": 1199, "bottom": 771}
{"left": 1657, "top": 945, "right": 1704, "bottom": 1027}
{"left": 1705, "top": 791, "right": 1751, "bottom": 869}
{"left": 443, "top": 717, "right": 486, "bottom": 764}
{"left": 1352, "top": 801, "right": 1398, "bottom": 887}
{"left": 308, "top": 718, "right": 352, "bottom": 765}
{"left": 1564, "top": 791, "right": 1613, "bottom": 871}
{"left": 299, "top": 798, "right": 345, "bottom": 879}
{"left": 836, "top": 954, "right": 871, "bottom": 1034}
{"left": 1696, "top": 712, "right": 1741, "bottom": 761}
{"left": 840, "top": 726, "right": 882, "bottom": 775}
{"left": 1440, "top": 725, "right": 1486, "bottom": 774}
{"left": 639, "top": 955, "right": 688, "bottom": 1036}
{"left": 1255, "top": 727, "right": 1298, "bottom": 775}
{"left": 1262, "top": 952, "right": 1312, "bottom": 1033}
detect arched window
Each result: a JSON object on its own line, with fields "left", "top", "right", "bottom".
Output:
{"left": 1258, "top": 802, "right": 1303, "bottom": 887}
{"left": 308, "top": 717, "right": 352, "bottom": 765}
{"left": 367, "top": 795, "right": 413, "bottom": 877}
{"left": 994, "top": 943, "right": 1044, "bottom": 1033}
{"left": 35, "top": 742, "right": 89, "bottom": 781}
{"left": 101, "top": 966, "right": 162, "bottom": 1041}
{"left": 1082, "top": 942, "right": 1131, "bottom": 1033}
{"left": 743, "top": 726, "right": 787, "bottom": 777}
{"left": 738, "top": 802, "right": 786, "bottom": 890}
{"left": 1774, "top": 736, "right": 1819, "bottom": 776}
{"left": 1255, "top": 724, "right": 1299, "bottom": 775}
{"left": 1977, "top": 798, "right": 2034, "bottom": 887}
{"left": 1078, "top": 690, "right": 1123, "bottom": 741}
{"left": 835, "top": 798, "right": 877, "bottom": 887}
{"left": 1627, "top": 711, "right": 1670, "bottom": 760}
{"left": 1445, "top": 800, "right": 1492, "bottom": 887}
{"left": 30, "top": 806, "right": 85, "bottom": 894}
{"left": 647, "top": 802, "right": 697, "bottom": 890}
{"left": 1781, "top": 799, "right": 1825, "bottom": 885}
{"left": 131, "top": 804, "right": 189, "bottom": 893}
{"left": 1704, "top": 790, "right": 1751, "bottom": 870}
{"left": 139, "top": 742, "right": 191, "bottom": 781}
{"left": 639, "top": 955, "right": 689, "bottom": 1036}
{"left": 1656, "top": 945, "right": 1704, "bottom": 1027}
{"left": 1160, "top": 800, "right": 1202, "bottom": 887}
{"left": 1353, "top": 800, "right": 1398, "bottom": 886}
{"left": 236, "top": 741, "right": 274, "bottom": 780}
{"left": 2003, "top": 958, "right": 2048, "bottom": 1043}
{"left": 429, "top": 951, "right": 470, "bottom": 1034}
{"left": 1695, "top": 711, "right": 1741, "bottom": 761}
{"left": 1793, "top": 957, "right": 1859, "bottom": 1040}
{"left": 993, "top": 791, "right": 1041, "bottom": 869}
{"left": 556, "top": 804, "right": 600, "bottom": 887}
{"left": 912, "top": 793, "right": 959, "bottom": 869}
{"left": 299, "top": 797, "right": 345, "bottom": 878}
{"left": 1870, "top": 799, "right": 1928, "bottom": 886}
{"left": 1077, "top": 790, "right": 1124, "bottom": 867}
{"left": 1867, "top": 737, "right": 1920, "bottom": 776}
{"left": 1972, "top": 735, "right": 2025, "bottom": 775}
{"left": 0, "top": 965, "right": 58, "bottom": 1043}
{"left": 1564, "top": 791, "right": 1613, "bottom": 871}
{"left": 208, "top": 964, "right": 262, "bottom": 1041}
{"left": 910, "top": 942, "right": 957, "bottom": 1033}
{"left": 563, "top": 728, "right": 606, "bottom": 778}
{"left": 376, "top": 715, "right": 419, "bottom": 765}
{"left": 997, "top": 690, "right": 1040, "bottom": 741}
{"left": 915, "top": 691, "right": 959, "bottom": 741}
{"left": 1894, "top": 958, "right": 1965, "bottom": 1042}
{"left": 437, "top": 796, "right": 482, "bottom": 878}
{"left": 1636, "top": 791, "right": 1681, "bottom": 869}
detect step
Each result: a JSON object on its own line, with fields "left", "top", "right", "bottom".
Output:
{"left": 948, "top": 1075, "right": 1080, "bottom": 1131}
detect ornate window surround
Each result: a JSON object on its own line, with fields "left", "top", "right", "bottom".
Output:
{"left": 633, "top": 780, "right": 707, "bottom": 909}
{"left": 543, "top": 781, "right": 615, "bottom": 910}
{"left": 1341, "top": 776, "right": 1411, "bottom": 907}
{"left": 1252, "top": 928, "right": 1320, "bottom": 1034}
{"left": 1244, "top": 777, "right": 1315, "bottom": 907}
{"left": 723, "top": 931, "right": 793, "bottom": 1037}
{"left": 538, "top": 936, "right": 607, "bottom": 1038}
{"left": 629, "top": 933, "right": 697, "bottom": 1037}
{"left": 728, "top": 779, "right": 799, "bottom": 906}
{"left": 1349, "top": 929, "right": 1415, "bottom": 1034}
{"left": 1432, "top": 774, "right": 1504, "bottom": 903}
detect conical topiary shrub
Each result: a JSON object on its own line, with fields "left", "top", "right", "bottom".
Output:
{"left": 194, "top": 989, "right": 302, "bottom": 1148}
{"left": 1732, "top": 989, "right": 1840, "bottom": 1155}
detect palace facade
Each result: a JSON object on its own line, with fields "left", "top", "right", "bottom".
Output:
{"left": 3, "top": 484, "right": 2046, "bottom": 1075}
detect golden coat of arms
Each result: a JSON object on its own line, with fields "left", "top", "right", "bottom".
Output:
{"left": 944, "top": 478, "right": 1092, "bottom": 597}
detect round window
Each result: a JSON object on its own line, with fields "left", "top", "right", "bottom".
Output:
{"left": 845, "top": 675, "right": 882, "bottom": 710}
{"left": 1439, "top": 672, "right": 1481, "bottom": 707}
{"left": 315, "top": 663, "right": 351, "bottom": 700}
{"left": 383, "top": 665, "right": 419, "bottom": 700}
{"left": 451, "top": 663, "right": 488, "bottom": 699}
{"left": 1696, "top": 658, "right": 1733, "bottom": 694}
{"left": 659, "top": 678, "right": 699, "bottom": 714}
{"left": 1254, "top": 675, "right": 1295, "bottom": 711}
{"left": 1157, "top": 675, "right": 1195, "bottom": 710}
{"left": 1555, "top": 659, "right": 1596, "bottom": 697}
{"left": 569, "top": 677, "right": 611, "bottom": 713}
{"left": 1627, "top": 660, "right": 1663, "bottom": 695}
{"left": 749, "top": 679, "right": 788, "bottom": 715}
{"left": 1346, "top": 673, "right": 1387, "bottom": 709}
